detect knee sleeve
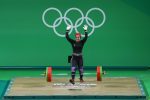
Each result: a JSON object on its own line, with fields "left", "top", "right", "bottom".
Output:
{"left": 71, "top": 66, "right": 76, "bottom": 72}
{"left": 79, "top": 67, "right": 84, "bottom": 75}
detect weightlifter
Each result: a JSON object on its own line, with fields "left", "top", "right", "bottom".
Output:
{"left": 65, "top": 25, "right": 88, "bottom": 84}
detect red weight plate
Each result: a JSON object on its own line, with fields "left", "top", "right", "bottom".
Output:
{"left": 97, "top": 66, "right": 101, "bottom": 81}
{"left": 47, "top": 67, "right": 52, "bottom": 82}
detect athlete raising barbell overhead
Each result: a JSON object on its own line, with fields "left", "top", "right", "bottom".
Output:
{"left": 66, "top": 25, "right": 88, "bottom": 84}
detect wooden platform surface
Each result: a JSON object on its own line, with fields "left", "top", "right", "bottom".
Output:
{"left": 4, "top": 77, "right": 144, "bottom": 97}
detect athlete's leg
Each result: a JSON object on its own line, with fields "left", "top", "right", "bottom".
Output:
{"left": 70, "top": 56, "right": 77, "bottom": 84}
{"left": 78, "top": 56, "right": 84, "bottom": 82}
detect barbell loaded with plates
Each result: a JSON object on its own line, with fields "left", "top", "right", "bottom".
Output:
{"left": 41, "top": 66, "right": 105, "bottom": 82}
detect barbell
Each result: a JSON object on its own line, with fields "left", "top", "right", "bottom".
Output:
{"left": 41, "top": 66, "right": 105, "bottom": 82}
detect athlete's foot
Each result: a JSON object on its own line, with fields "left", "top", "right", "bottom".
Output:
{"left": 79, "top": 78, "right": 84, "bottom": 82}
{"left": 69, "top": 79, "right": 75, "bottom": 85}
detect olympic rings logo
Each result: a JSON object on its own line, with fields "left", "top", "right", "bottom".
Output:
{"left": 42, "top": 7, "right": 106, "bottom": 37}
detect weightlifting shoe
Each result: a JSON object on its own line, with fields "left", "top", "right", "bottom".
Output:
{"left": 69, "top": 79, "right": 75, "bottom": 85}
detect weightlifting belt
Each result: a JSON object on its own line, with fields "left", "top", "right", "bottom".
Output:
{"left": 72, "top": 53, "right": 82, "bottom": 56}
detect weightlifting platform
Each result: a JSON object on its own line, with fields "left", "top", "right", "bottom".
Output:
{"left": 3, "top": 77, "right": 146, "bottom": 100}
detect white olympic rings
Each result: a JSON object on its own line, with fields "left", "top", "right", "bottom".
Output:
{"left": 42, "top": 7, "right": 106, "bottom": 37}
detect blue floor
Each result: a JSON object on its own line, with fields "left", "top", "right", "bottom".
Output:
{"left": 0, "top": 80, "right": 9, "bottom": 99}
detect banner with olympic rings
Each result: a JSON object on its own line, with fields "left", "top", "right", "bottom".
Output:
{"left": 42, "top": 7, "right": 106, "bottom": 37}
